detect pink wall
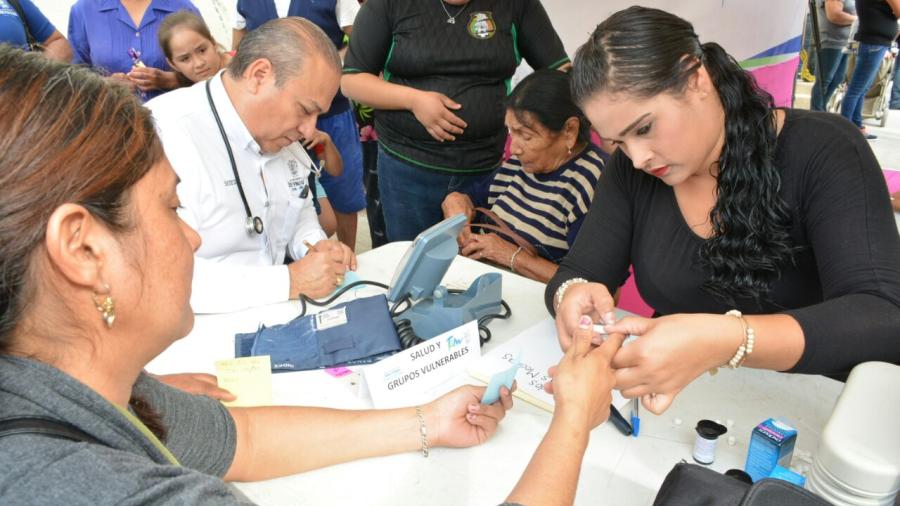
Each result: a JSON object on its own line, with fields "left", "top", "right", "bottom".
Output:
{"left": 748, "top": 57, "right": 803, "bottom": 108}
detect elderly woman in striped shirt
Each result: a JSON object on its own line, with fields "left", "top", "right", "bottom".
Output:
{"left": 442, "top": 70, "right": 605, "bottom": 283}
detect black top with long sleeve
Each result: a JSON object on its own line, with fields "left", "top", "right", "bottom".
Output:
{"left": 545, "top": 109, "right": 900, "bottom": 376}
{"left": 855, "top": 0, "right": 899, "bottom": 46}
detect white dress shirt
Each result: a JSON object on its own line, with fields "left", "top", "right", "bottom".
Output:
{"left": 147, "top": 73, "right": 327, "bottom": 314}
{"left": 233, "top": 0, "right": 360, "bottom": 30}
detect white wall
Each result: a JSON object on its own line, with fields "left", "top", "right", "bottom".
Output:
{"left": 546, "top": 1, "right": 806, "bottom": 61}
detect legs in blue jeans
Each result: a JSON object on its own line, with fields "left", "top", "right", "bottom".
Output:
{"left": 891, "top": 57, "right": 900, "bottom": 109}
{"left": 361, "top": 141, "right": 388, "bottom": 248}
{"left": 810, "top": 48, "right": 848, "bottom": 111}
{"left": 378, "top": 146, "right": 492, "bottom": 242}
{"left": 840, "top": 43, "right": 890, "bottom": 128}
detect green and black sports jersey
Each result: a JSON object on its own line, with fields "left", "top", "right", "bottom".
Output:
{"left": 343, "top": 0, "right": 568, "bottom": 174}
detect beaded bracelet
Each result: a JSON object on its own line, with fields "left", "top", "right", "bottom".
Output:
{"left": 724, "top": 310, "right": 755, "bottom": 369}
{"left": 554, "top": 277, "right": 589, "bottom": 310}
{"left": 415, "top": 406, "right": 429, "bottom": 458}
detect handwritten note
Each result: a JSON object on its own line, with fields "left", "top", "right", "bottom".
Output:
{"left": 215, "top": 356, "right": 274, "bottom": 407}
{"left": 469, "top": 318, "right": 628, "bottom": 412}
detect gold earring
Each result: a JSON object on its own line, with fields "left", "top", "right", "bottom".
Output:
{"left": 92, "top": 285, "right": 115, "bottom": 329}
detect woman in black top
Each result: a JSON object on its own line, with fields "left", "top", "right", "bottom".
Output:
{"left": 546, "top": 6, "right": 900, "bottom": 415}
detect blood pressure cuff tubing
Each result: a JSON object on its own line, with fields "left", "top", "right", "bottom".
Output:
{"left": 234, "top": 294, "right": 401, "bottom": 372}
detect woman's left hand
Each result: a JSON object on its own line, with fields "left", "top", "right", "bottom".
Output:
{"left": 602, "top": 314, "right": 742, "bottom": 414}
{"left": 424, "top": 383, "right": 514, "bottom": 448}
{"left": 127, "top": 66, "right": 177, "bottom": 91}
{"left": 460, "top": 233, "right": 517, "bottom": 266}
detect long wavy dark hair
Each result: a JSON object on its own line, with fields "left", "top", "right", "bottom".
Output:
{"left": 570, "top": 6, "right": 796, "bottom": 304}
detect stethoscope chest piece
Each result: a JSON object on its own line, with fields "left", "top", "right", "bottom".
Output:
{"left": 246, "top": 216, "right": 265, "bottom": 235}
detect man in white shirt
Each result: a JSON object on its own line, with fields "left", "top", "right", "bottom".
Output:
{"left": 230, "top": 0, "right": 367, "bottom": 252}
{"left": 147, "top": 18, "right": 355, "bottom": 314}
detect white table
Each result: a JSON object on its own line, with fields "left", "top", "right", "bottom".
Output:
{"left": 148, "top": 242, "right": 844, "bottom": 506}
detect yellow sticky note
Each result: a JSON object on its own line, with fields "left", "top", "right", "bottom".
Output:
{"left": 214, "top": 356, "right": 274, "bottom": 407}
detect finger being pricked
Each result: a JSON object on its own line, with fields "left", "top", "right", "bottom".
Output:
{"left": 567, "top": 315, "right": 596, "bottom": 357}
{"left": 568, "top": 316, "right": 626, "bottom": 365}
{"left": 555, "top": 305, "right": 602, "bottom": 351}
{"left": 601, "top": 315, "right": 652, "bottom": 338}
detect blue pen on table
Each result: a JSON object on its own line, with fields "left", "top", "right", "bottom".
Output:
{"left": 608, "top": 404, "right": 633, "bottom": 436}
{"left": 630, "top": 397, "right": 641, "bottom": 437}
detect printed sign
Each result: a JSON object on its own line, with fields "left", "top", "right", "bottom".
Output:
{"left": 363, "top": 321, "right": 481, "bottom": 409}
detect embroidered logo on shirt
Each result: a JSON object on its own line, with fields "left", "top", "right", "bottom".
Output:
{"left": 286, "top": 159, "right": 309, "bottom": 198}
{"left": 467, "top": 12, "right": 496, "bottom": 40}
{"left": 288, "top": 176, "right": 308, "bottom": 199}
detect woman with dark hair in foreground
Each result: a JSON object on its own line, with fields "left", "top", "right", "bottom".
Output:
{"left": 548, "top": 6, "right": 900, "bottom": 416}
{"left": 0, "top": 46, "right": 510, "bottom": 503}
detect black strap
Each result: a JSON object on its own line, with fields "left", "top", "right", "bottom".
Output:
{"left": 205, "top": 78, "right": 263, "bottom": 235}
{"left": 0, "top": 417, "right": 103, "bottom": 445}
{"left": 7, "top": 0, "right": 39, "bottom": 50}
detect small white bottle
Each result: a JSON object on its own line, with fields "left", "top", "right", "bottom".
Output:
{"left": 693, "top": 419, "right": 728, "bottom": 465}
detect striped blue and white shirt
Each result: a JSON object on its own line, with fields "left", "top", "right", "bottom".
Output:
{"left": 469, "top": 144, "right": 606, "bottom": 263}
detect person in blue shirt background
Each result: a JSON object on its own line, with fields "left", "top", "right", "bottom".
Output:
{"left": 0, "top": 0, "right": 71, "bottom": 61}
{"left": 68, "top": 0, "right": 199, "bottom": 101}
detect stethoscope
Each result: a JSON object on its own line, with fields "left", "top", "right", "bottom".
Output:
{"left": 206, "top": 79, "right": 265, "bottom": 235}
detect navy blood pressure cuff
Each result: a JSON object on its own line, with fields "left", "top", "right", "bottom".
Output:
{"left": 234, "top": 294, "right": 401, "bottom": 372}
